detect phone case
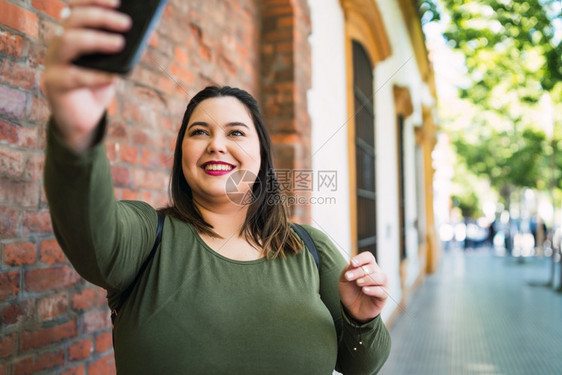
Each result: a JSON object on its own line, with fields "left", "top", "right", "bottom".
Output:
{"left": 73, "top": 0, "right": 169, "bottom": 74}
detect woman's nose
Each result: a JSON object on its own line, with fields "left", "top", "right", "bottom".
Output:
{"left": 206, "top": 134, "right": 227, "bottom": 153}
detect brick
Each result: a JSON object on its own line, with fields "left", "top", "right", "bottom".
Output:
{"left": 0, "top": 119, "right": 18, "bottom": 144}
{"left": 0, "top": 271, "right": 20, "bottom": 301}
{"left": 133, "top": 169, "right": 169, "bottom": 190}
{"left": 0, "top": 178, "right": 40, "bottom": 207}
{"left": 68, "top": 338, "right": 92, "bottom": 361}
{"left": 170, "top": 63, "right": 196, "bottom": 85}
{"left": 27, "top": 41, "right": 45, "bottom": 68}
{"left": 17, "top": 125, "right": 38, "bottom": 148}
{"left": 0, "top": 333, "right": 16, "bottom": 359}
{"left": 2, "top": 241, "right": 36, "bottom": 266}
{"left": 111, "top": 165, "right": 130, "bottom": 187}
{"left": 0, "top": 85, "right": 27, "bottom": 119}
{"left": 277, "top": 16, "right": 294, "bottom": 28}
{"left": 199, "top": 44, "right": 212, "bottom": 61}
{"left": 0, "top": 206, "right": 19, "bottom": 238}
{"left": 24, "top": 265, "right": 80, "bottom": 292}
{"left": 39, "top": 239, "right": 66, "bottom": 265}
{"left": 0, "top": 1, "right": 39, "bottom": 38}
{"left": 0, "top": 120, "right": 29, "bottom": 146}
{"left": 107, "top": 120, "right": 128, "bottom": 140}
{"left": 21, "top": 320, "right": 77, "bottom": 351}
{"left": 87, "top": 354, "right": 116, "bottom": 375}
{"left": 121, "top": 189, "right": 139, "bottom": 200}
{"left": 0, "top": 59, "right": 36, "bottom": 90}
{"left": 22, "top": 209, "right": 52, "bottom": 235}
{"left": 149, "top": 31, "right": 159, "bottom": 48}
{"left": 23, "top": 153, "right": 44, "bottom": 182}
{"left": 149, "top": 191, "right": 168, "bottom": 208}
{"left": 38, "top": 17, "right": 60, "bottom": 44}
{"left": 2, "top": 298, "right": 34, "bottom": 325}
{"left": 157, "top": 75, "right": 176, "bottom": 95}
{"left": 38, "top": 292, "right": 67, "bottom": 320}
{"left": 276, "top": 41, "right": 293, "bottom": 53}
{"left": 0, "top": 30, "right": 25, "bottom": 58}
{"left": 61, "top": 365, "right": 85, "bottom": 375}
{"left": 105, "top": 141, "right": 118, "bottom": 163}
{"left": 71, "top": 288, "right": 96, "bottom": 311}
{"left": 26, "top": 95, "right": 49, "bottom": 125}
{"left": 121, "top": 101, "right": 141, "bottom": 123}
{"left": 14, "top": 349, "right": 65, "bottom": 375}
{"left": 0, "top": 147, "right": 26, "bottom": 178}
{"left": 107, "top": 97, "right": 118, "bottom": 116}
{"left": 95, "top": 332, "right": 113, "bottom": 353}
{"left": 174, "top": 46, "right": 189, "bottom": 65}
{"left": 81, "top": 310, "right": 111, "bottom": 334}
{"left": 32, "top": 0, "right": 66, "bottom": 20}
{"left": 119, "top": 144, "right": 138, "bottom": 164}
{"left": 140, "top": 149, "right": 160, "bottom": 169}
{"left": 130, "top": 128, "right": 161, "bottom": 149}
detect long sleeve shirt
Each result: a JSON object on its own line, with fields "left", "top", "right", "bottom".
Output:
{"left": 44, "top": 118, "right": 391, "bottom": 374}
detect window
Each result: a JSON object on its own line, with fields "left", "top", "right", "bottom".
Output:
{"left": 397, "top": 114, "right": 406, "bottom": 260}
{"left": 352, "top": 41, "right": 377, "bottom": 257}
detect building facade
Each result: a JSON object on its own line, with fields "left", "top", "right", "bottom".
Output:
{"left": 307, "top": 0, "right": 440, "bottom": 323}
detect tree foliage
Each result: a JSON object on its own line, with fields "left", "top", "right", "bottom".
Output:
{"left": 419, "top": 0, "right": 562, "bottom": 205}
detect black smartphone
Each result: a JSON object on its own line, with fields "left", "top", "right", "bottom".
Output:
{"left": 73, "top": 0, "right": 169, "bottom": 74}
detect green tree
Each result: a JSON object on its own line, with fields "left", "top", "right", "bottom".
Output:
{"left": 419, "top": 0, "right": 562, "bottom": 204}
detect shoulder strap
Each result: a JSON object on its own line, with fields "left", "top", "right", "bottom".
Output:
{"left": 111, "top": 212, "right": 164, "bottom": 323}
{"left": 292, "top": 223, "right": 321, "bottom": 273}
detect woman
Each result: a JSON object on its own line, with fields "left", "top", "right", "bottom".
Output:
{"left": 43, "top": 1, "right": 391, "bottom": 374}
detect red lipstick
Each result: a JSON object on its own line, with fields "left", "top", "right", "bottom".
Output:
{"left": 201, "top": 161, "right": 235, "bottom": 176}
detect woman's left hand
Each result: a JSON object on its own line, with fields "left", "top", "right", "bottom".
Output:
{"left": 338, "top": 251, "right": 388, "bottom": 323}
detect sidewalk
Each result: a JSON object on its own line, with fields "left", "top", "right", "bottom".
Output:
{"left": 379, "top": 247, "right": 562, "bottom": 375}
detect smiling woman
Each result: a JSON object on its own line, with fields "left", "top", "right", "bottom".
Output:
{"left": 164, "top": 86, "right": 303, "bottom": 261}
{"left": 41, "top": 1, "right": 391, "bottom": 374}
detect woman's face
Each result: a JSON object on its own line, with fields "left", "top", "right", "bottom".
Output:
{"left": 181, "top": 96, "right": 261, "bottom": 206}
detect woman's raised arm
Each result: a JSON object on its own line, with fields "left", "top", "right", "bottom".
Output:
{"left": 42, "top": 0, "right": 131, "bottom": 152}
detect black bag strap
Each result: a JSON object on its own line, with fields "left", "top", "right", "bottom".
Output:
{"left": 292, "top": 223, "right": 321, "bottom": 273}
{"left": 111, "top": 212, "right": 164, "bottom": 323}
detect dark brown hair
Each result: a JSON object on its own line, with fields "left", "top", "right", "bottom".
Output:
{"left": 161, "top": 86, "right": 301, "bottom": 259}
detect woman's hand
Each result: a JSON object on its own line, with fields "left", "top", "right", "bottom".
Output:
{"left": 42, "top": 0, "right": 131, "bottom": 152}
{"left": 338, "top": 251, "right": 388, "bottom": 323}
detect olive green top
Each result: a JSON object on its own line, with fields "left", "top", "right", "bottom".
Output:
{"left": 44, "top": 119, "right": 390, "bottom": 374}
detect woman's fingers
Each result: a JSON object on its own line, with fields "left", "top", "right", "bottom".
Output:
{"left": 68, "top": 0, "right": 121, "bottom": 8}
{"left": 362, "top": 285, "right": 389, "bottom": 300}
{"left": 355, "top": 270, "right": 386, "bottom": 287}
{"left": 342, "top": 252, "right": 388, "bottom": 296}
{"left": 47, "top": 3, "right": 131, "bottom": 66}
{"left": 344, "top": 253, "right": 382, "bottom": 281}
{"left": 44, "top": 65, "right": 117, "bottom": 93}
{"left": 50, "top": 29, "right": 125, "bottom": 64}
{"left": 63, "top": 6, "right": 131, "bottom": 31}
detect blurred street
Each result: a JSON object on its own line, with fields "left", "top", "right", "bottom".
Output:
{"left": 380, "top": 247, "right": 562, "bottom": 375}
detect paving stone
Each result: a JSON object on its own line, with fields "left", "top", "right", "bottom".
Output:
{"left": 380, "top": 248, "right": 562, "bottom": 375}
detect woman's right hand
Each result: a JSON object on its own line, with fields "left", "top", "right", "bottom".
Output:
{"left": 42, "top": 0, "right": 132, "bottom": 153}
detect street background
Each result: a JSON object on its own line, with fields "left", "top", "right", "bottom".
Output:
{"left": 380, "top": 245, "right": 562, "bottom": 375}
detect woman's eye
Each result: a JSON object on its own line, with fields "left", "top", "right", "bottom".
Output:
{"left": 229, "top": 130, "right": 245, "bottom": 137}
{"left": 190, "top": 129, "right": 207, "bottom": 136}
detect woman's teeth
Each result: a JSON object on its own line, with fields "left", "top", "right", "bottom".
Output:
{"left": 204, "top": 164, "right": 233, "bottom": 171}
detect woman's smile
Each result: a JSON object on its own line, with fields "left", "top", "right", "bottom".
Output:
{"left": 201, "top": 160, "right": 236, "bottom": 176}
{"left": 181, "top": 96, "right": 261, "bottom": 204}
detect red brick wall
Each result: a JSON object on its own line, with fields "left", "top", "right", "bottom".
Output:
{"left": 260, "top": 0, "right": 312, "bottom": 221}
{"left": 0, "top": 0, "right": 310, "bottom": 373}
